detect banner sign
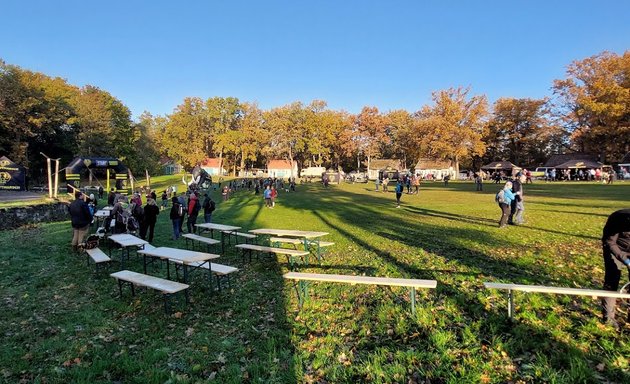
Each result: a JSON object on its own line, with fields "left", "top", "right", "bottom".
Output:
{"left": 0, "top": 156, "right": 26, "bottom": 191}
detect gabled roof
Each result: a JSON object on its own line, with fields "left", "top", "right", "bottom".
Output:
{"left": 543, "top": 153, "right": 598, "bottom": 168}
{"left": 268, "top": 159, "right": 294, "bottom": 169}
{"left": 369, "top": 159, "right": 404, "bottom": 170}
{"left": 554, "top": 159, "right": 604, "bottom": 169}
{"left": 415, "top": 158, "right": 453, "bottom": 170}
{"left": 201, "top": 158, "right": 225, "bottom": 168}
{"left": 481, "top": 161, "right": 521, "bottom": 170}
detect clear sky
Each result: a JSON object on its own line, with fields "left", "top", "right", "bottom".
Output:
{"left": 1, "top": 1, "right": 628, "bottom": 119}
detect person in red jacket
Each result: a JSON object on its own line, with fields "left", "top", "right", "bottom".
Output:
{"left": 187, "top": 193, "right": 201, "bottom": 233}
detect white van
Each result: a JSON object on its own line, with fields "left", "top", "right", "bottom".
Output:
{"left": 300, "top": 167, "right": 326, "bottom": 178}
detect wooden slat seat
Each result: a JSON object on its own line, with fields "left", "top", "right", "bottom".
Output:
{"left": 170, "top": 260, "right": 239, "bottom": 291}
{"left": 317, "top": 241, "right": 334, "bottom": 247}
{"left": 270, "top": 237, "right": 303, "bottom": 245}
{"left": 283, "top": 272, "right": 437, "bottom": 314}
{"left": 484, "top": 282, "right": 630, "bottom": 319}
{"left": 182, "top": 233, "right": 221, "bottom": 252}
{"left": 235, "top": 243, "right": 309, "bottom": 266}
{"left": 111, "top": 270, "right": 189, "bottom": 312}
{"left": 86, "top": 247, "right": 111, "bottom": 263}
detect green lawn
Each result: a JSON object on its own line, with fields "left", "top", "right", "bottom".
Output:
{"left": 1, "top": 178, "right": 629, "bottom": 383}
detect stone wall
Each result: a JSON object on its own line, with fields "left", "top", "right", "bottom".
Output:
{"left": 0, "top": 203, "right": 69, "bottom": 230}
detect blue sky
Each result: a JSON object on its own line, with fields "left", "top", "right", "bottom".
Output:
{"left": 1, "top": 1, "right": 628, "bottom": 119}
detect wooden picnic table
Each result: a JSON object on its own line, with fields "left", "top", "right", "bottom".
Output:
{"left": 249, "top": 228, "right": 330, "bottom": 263}
{"left": 195, "top": 223, "right": 241, "bottom": 254}
{"left": 93, "top": 209, "right": 110, "bottom": 228}
{"left": 108, "top": 234, "right": 148, "bottom": 269}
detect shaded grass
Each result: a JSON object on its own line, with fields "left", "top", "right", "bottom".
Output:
{"left": 1, "top": 178, "right": 629, "bottom": 383}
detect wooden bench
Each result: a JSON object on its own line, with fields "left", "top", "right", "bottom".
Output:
{"left": 182, "top": 233, "right": 221, "bottom": 252}
{"left": 484, "top": 282, "right": 630, "bottom": 320}
{"left": 85, "top": 247, "right": 111, "bottom": 272}
{"left": 284, "top": 272, "right": 437, "bottom": 314}
{"left": 171, "top": 260, "right": 239, "bottom": 291}
{"left": 111, "top": 270, "right": 190, "bottom": 313}
{"left": 267, "top": 238, "right": 334, "bottom": 264}
{"left": 235, "top": 244, "right": 310, "bottom": 268}
{"left": 222, "top": 231, "right": 257, "bottom": 245}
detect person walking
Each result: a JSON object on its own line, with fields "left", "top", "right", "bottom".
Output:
{"left": 395, "top": 179, "right": 404, "bottom": 208}
{"left": 187, "top": 193, "right": 201, "bottom": 234}
{"left": 202, "top": 193, "right": 215, "bottom": 223}
{"left": 496, "top": 181, "right": 516, "bottom": 228}
{"left": 141, "top": 197, "right": 160, "bottom": 242}
{"left": 475, "top": 172, "right": 483, "bottom": 191}
{"left": 412, "top": 174, "right": 420, "bottom": 194}
{"left": 508, "top": 173, "right": 526, "bottom": 225}
{"left": 263, "top": 185, "right": 272, "bottom": 207}
{"left": 382, "top": 176, "right": 389, "bottom": 192}
{"left": 600, "top": 209, "right": 630, "bottom": 330}
{"left": 271, "top": 186, "right": 278, "bottom": 207}
{"left": 169, "top": 196, "right": 183, "bottom": 240}
{"left": 68, "top": 191, "right": 93, "bottom": 253}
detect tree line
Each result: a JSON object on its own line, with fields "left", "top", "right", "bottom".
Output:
{"left": 1, "top": 51, "right": 628, "bottom": 181}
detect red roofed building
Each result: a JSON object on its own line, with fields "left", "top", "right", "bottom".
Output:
{"left": 267, "top": 159, "right": 297, "bottom": 178}
{"left": 201, "top": 158, "right": 227, "bottom": 176}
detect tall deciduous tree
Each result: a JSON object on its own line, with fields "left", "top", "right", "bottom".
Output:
{"left": 353, "top": 106, "right": 388, "bottom": 171}
{"left": 161, "top": 97, "right": 209, "bottom": 170}
{"left": 264, "top": 102, "right": 308, "bottom": 177}
{"left": 486, "top": 98, "right": 559, "bottom": 166}
{"left": 553, "top": 51, "right": 630, "bottom": 161}
{"left": 417, "top": 87, "right": 488, "bottom": 174}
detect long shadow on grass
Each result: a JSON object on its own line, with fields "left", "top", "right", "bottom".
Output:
{"left": 307, "top": 189, "right": 609, "bottom": 381}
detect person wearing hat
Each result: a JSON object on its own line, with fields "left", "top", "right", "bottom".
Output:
{"left": 68, "top": 191, "right": 93, "bottom": 252}
{"left": 508, "top": 172, "right": 526, "bottom": 225}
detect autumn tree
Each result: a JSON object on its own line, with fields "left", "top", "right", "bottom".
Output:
{"left": 486, "top": 98, "right": 559, "bottom": 166}
{"left": 416, "top": 87, "right": 488, "bottom": 174}
{"left": 236, "top": 102, "right": 268, "bottom": 175}
{"left": 161, "top": 97, "right": 209, "bottom": 170}
{"left": 384, "top": 109, "right": 416, "bottom": 168}
{"left": 553, "top": 51, "right": 630, "bottom": 161}
{"left": 352, "top": 106, "right": 388, "bottom": 171}
{"left": 263, "top": 102, "right": 308, "bottom": 177}
{"left": 205, "top": 97, "right": 242, "bottom": 173}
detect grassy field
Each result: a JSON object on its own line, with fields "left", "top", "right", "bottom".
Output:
{"left": 1, "top": 177, "right": 629, "bottom": 383}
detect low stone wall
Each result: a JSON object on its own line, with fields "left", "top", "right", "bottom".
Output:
{"left": 0, "top": 203, "right": 70, "bottom": 231}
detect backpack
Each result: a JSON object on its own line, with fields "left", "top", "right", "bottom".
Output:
{"left": 495, "top": 189, "right": 507, "bottom": 204}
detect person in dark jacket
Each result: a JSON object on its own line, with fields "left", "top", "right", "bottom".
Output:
{"left": 140, "top": 198, "right": 160, "bottom": 242}
{"left": 169, "top": 196, "right": 183, "bottom": 240}
{"left": 508, "top": 173, "right": 525, "bottom": 225}
{"left": 98, "top": 186, "right": 104, "bottom": 199}
{"left": 187, "top": 193, "right": 200, "bottom": 233}
{"left": 202, "top": 193, "right": 215, "bottom": 223}
{"left": 601, "top": 209, "right": 630, "bottom": 329}
{"left": 107, "top": 188, "right": 116, "bottom": 206}
{"left": 69, "top": 191, "right": 93, "bottom": 252}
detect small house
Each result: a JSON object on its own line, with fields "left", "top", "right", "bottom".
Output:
{"left": 201, "top": 158, "right": 227, "bottom": 176}
{"left": 160, "top": 157, "right": 183, "bottom": 175}
{"left": 415, "top": 158, "right": 455, "bottom": 180}
{"left": 367, "top": 159, "right": 405, "bottom": 180}
{"left": 267, "top": 159, "right": 297, "bottom": 178}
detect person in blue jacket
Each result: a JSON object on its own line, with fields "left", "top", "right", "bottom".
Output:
{"left": 497, "top": 181, "right": 516, "bottom": 228}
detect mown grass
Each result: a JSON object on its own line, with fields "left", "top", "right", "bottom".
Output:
{"left": 1, "top": 177, "right": 629, "bottom": 383}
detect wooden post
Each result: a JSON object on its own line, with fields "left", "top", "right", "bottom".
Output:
{"left": 53, "top": 159, "right": 59, "bottom": 198}
{"left": 46, "top": 158, "right": 53, "bottom": 198}
{"left": 106, "top": 169, "right": 110, "bottom": 192}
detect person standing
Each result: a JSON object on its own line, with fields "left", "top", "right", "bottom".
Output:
{"left": 98, "top": 186, "right": 104, "bottom": 199}
{"left": 412, "top": 174, "right": 420, "bottom": 194}
{"left": 107, "top": 188, "right": 116, "bottom": 206}
{"left": 170, "top": 196, "right": 183, "bottom": 240}
{"left": 443, "top": 173, "right": 450, "bottom": 186}
{"left": 497, "top": 181, "right": 516, "bottom": 228}
{"left": 141, "top": 198, "right": 160, "bottom": 242}
{"left": 187, "top": 193, "right": 200, "bottom": 234}
{"left": 161, "top": 190, "right": 168, "bottom": 211}
{"left": 177, "top": 192, "right": 186, "bottom": 234}
{"left": 202, "top": 193, "right": 215, "bottom": 223}
{"left": 271, "top": 186, "right": 278, "bottom": 207}
{"left": 508, "top": 173, "right": 525, "bottom": 225}
{"left": 68, "top": 191, "right": 93, "bottom": 253}
{"left": 263, "top": 185, "right": 272, "bottom": 207}
{"left": 475, "top": 172, "right": 483, "bottom": 191}
{"left": 601, "top": 209, "right": 630, "bottom": 329}
{"left": 382, "top": 176, "right": 389, "bottom": 192}
{"left": 375, "top": 177, "right": 380, "bottom": 192}
{"left": 395, "top": 179, "right": 404, "bottom": 208}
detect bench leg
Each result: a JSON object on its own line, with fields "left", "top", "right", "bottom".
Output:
{"left": 164, "top": 293, "right": 171, "bottom": 314}
{"left": 130, "top": 282, "right": 135, "bottom": 297}
{"left": 294, "top": 280, "right": 309, "bottom": 309}
{"left": 508, "top": 289, "right": 514, "bottom": 320}
{"left": 117, "top": 279, "right": 123, "bottom": 298}
{"left": 410, "top": 287, "right": 417, "bottom": 315}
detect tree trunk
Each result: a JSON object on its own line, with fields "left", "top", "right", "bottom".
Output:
{"left": 218, "top": 152, "right": 223, "bottom": 176}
